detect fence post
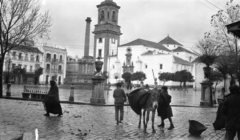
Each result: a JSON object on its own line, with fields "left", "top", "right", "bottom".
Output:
{"left": 69, "top": 84, "right": 74, "bottom": 101}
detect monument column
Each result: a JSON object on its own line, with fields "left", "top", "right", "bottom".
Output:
{"left": 84, "top": 17, "right": 92, "bottom": 57}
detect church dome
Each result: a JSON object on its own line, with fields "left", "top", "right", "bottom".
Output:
{"left": 98, "top": 0, "right": 120, "bottom": 8}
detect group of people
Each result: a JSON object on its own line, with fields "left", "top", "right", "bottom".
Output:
{"left": 113, "top": 83, "right": 174, "bottom": 130}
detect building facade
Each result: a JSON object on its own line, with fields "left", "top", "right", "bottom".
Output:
{"left": 37, "top": 44, "right": 67, "bottom": 85}
{"left": 3, "top": 42, "right": 43, "bottom": 84}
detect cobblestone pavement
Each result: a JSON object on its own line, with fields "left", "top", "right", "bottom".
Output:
{"left": 0, "top": 99, "right": 234, "bottom": 140}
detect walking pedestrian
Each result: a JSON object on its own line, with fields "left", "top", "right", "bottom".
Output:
{"left": 157, "top": 86, "right": 174, "bottom": 130}
{"left": 43, "top": 80, "right": 63, "bottom": 117}
{"left": 113, "top": 82, "right": 127, "bottom": 125}
{"left": 221, "top": 85, "right": 240, "bottom": 140}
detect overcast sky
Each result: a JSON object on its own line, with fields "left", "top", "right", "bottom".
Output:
{"left": 39, "top": 0, "right": 234, "bottom": 57}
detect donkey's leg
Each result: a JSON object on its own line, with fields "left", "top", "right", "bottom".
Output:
{"left": 138, "top": 111, "right": 142, "bottom": 129}
{"left": 143, "top": 110, "right": 147, "bottom": 133}
{"left": 152, "top": 110, "right": 156, "bottom": 133}
{"left": 145, "top": 111, "right": 150, "bottom": 133}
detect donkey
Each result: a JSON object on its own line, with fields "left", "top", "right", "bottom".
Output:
{"left": 128, "top": 88, "right": 161, "bottom": 133}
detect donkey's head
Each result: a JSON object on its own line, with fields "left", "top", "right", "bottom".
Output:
{"left": 149, "top": 89, "right": 160, "bottom": 110}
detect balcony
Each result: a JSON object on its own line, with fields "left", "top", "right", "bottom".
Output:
{"left": 52, "top": 59, "right": 58, "bottom": 64}
{"left": 59, "top": 59, "right": 64, "bottom": 64}
{"left": 51, "top": 69, "right": 58, "bottom": 73}
{"left": 46, "top": 58, "right": 51, "bottom": 62}
{"left": 58, "top": 70, "right": 63, "bottom": 74}
{"left": 30, "top": 57, "right": 35, "bottom": 62}
{"left": 45, "top": 69, "right": 50, "bottom": 73}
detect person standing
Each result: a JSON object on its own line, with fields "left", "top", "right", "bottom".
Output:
{"left": 157, "top": 86, "right": 174, "bottom": 130}
{"left": 221, "top": 85, "right": 240, "bottom": 140}
{"left": 113, "top": 83, "right": 127, "bottom": 125}
{"left": 43, "top": 80, "right": 63, "bottom": 117}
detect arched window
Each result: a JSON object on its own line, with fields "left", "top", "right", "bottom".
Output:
{"left": 101, "top": 11, "right": 104, "bottom": 20}
{"left": 46, "top": 64, "right": 50, "bottom": 69}
{"left": 58, "top": 65, "right": 62, "bottom": 70}
{"left": 53, "top": 54, "right": 56, "bottom": 59}
{"left": 36, "top": 55, "right": 39, "bottom": 62}
{"left": 112, "top": 11, "right": 116, "bottom": 22}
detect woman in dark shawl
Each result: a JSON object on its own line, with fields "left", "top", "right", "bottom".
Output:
{"left": 43, "top": 80, "right": 63, "bottom": 117}
{"left": 157, "top": 86, "right": 174, "bottom": 130}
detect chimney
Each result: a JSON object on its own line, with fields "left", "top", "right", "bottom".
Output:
{"left": 84, "top": 17, "right": 92, "bottom": 57}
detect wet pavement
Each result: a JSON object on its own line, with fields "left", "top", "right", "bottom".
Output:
{"left": 0, "top": 98, "right": 232, "bottom": 140}
{"left": 4, "top": 84, "right": 223, "bottom": 106}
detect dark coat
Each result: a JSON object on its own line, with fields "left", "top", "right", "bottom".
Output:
{"left": 157, "top": 90, "right": 173, "bottom": 120}
{"left": 113, "top": 88, "right": 126, "bottom": 105}
{"left": 221, "top": 94, "right": 240, "bottom": 130}
{"left": 43, "top": 84, "right": 62, "bottom": 114}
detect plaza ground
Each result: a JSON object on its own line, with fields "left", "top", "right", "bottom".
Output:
{"left": 0, "top": 85, "right": 236, "bottom": 140}
{"left": 0, "top": 98, "right": 233, "bottom": 140}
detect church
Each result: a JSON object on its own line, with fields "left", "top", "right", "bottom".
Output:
{"left": 92, "top": 0, "right": 197, "bottom": 86}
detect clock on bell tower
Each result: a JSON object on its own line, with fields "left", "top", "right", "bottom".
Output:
{"left": 93, "top": 0, "right": 122, "bottom": 72}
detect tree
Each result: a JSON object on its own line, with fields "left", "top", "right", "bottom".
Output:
{"left": 34, "top": 67, "right": 43, "bottom": 84}
{"left": 122, "top": 72, "right": 132, "bottom": 88}
{"left": 209, "top": 70, "right": 224, "bottom": 92}
{"left": 131, "top": 71, "right": 146, "bottom": 82}
{"left": 0, "top": 0, "right": 51, "bottom": 97}
{"left": 174, "top": 70, "right": 194, "bottom": 87}
{"left": 211, "top": 0, "right": 240, "bottom": 85}
{"left": 194, "top": 37, "right": 218, "bottom": 79}
{"left": 158, "top": 72, "right": 173, "bottom": 85}
{"left": 12, "top": 66, "right": 26, "bottom": 84}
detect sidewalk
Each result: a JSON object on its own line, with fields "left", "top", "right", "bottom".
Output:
{"left": 0, "top": 98, "right": 232, "bottom": 140}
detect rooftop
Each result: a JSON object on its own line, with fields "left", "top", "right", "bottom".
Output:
{"left": 159, "top": 35, "right": 183, "bottom": 46}
{"left": 120, "top": 38, "right": 170, "bottom": 52}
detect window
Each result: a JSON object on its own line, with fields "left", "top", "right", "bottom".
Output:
{"left": 99, "top": 38, "right": 102, "bottom": 43}
{"left": 53, "top": 54, "right": 56, "bottom": 59}
{"left": 112, "top": 65, "right": 115, "bottom": 69}
{"left": 107, "top": 12, "right": 110, "bottom": 19}
{"left": 160, "top": 64, "right": 163, "bottom": 69}
{"left": 112, "top": 11, "right": 116, "bottom": 22}
{"left": 112, "top": 39, "right": 115, "bottom": 44}
{"left": 19, "top": 53, "right": 22, "bottom": 59}
{"left": 60, "top": 55, "right": 62, "bottom": 60}
{"left": 145, "top": 64, "right": 148, "bottom": 69}
{"left": 98, "top": 49, "right": 102, "bottom": 57}
{"left": 101, "top": 11, "right": 104, "bottom": 20}
{"left": 30, "top": 66, "right": 33, "bottom": 72}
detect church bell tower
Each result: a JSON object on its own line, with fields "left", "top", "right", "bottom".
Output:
{"left": 93, "top": 0, "right": 122, "bottom": 71}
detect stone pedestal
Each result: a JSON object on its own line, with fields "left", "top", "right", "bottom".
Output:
{"left": 69, "top": 85, "right": 74, "bottom": 102}
{"left": 200, "top": 80, "right": 213, "bottom": 107}
{"left": 90, "top": 76, "right": 106, "bottom": 104}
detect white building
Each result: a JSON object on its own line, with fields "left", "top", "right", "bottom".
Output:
{"left": 108, "top": 36, "right": 197, "bottom": 86}
{"left": 37, "top": 44, "right": 67, "bottom": 85}
{"left": 3, "top": 41, "right": 43, "bottom": 84}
